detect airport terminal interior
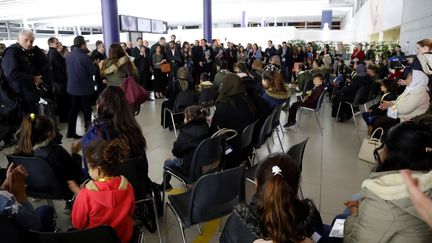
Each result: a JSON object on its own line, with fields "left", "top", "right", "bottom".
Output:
{"left": 0, "top": 0, "right": 432, "bottom": 243}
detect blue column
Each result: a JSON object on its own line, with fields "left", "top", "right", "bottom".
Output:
{"left": 241, "top": 11, "right": 247, "bottom": 27}
{"left": 101, "top": 0, "right": 120, "bottom": 54}
{"left": 203, "top": 0, "right": 212, "bottom": 41}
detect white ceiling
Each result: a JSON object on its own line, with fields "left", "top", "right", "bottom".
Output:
{"left": 0, "top": 0, "right": 353, "bottom": 26}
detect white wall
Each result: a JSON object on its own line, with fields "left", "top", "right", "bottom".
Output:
{"left": 399, "top": 0, "right": 432, "bottom": 55}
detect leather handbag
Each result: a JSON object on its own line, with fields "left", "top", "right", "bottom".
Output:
{"left": 160, "top": 63, "right": 171, "bottom": 73}
{"left": 120, "top": 75, "right": 149, "bottom": 107}
{"left": 358, "top": 127, "right": 383, "bottom": 164}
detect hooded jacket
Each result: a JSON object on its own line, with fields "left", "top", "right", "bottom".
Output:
{"left": 72, "top": 176, "right": 135, "bottom": 243}
{"left": 344, "top": 170, "right": 432, "bottom": 243}
{"left": 99, "top": 55, "right": 139, "bottom": 87}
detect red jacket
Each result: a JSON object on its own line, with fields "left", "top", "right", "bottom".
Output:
{"left": 72, "top": 176, "right": 135, "bottom": 243}
{"left": 351, "top": 50, "right": 365, "bottom": 61}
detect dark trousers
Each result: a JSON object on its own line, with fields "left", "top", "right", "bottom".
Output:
{"left": 287, "top": 101, "right": 309, "bottom": 124}
{"left": 67, "top": 95, "right": 92, "bottom": 135}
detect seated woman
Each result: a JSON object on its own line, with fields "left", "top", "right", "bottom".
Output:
{"left": 331, "top": 61, "right": 370, "bottom": 122}
{"left": 163, "top": 106, "right": 210, "bottom": 189}
{"left": 82, "top": 86, "right": 151, "bottom": 193}
{"left": 343, "top": 120, "right": 432, "bottom": 242}
{"left": 13, "top": 114, "right": 82, "bottom": 197}
{"left": 220, "top": 154, "right": 324, "bottom": 243}
{"left": 284, "top": 73, "right": 325, "bottom": 128}
{"left": 211, "top": 73, "right": 256, "bottom": 168}
{"left": 362, "top": 78, "right": 397, "bottom": 135}
{"left": 99, "top": 43, "right": 139, "bottom": 86}
{"left": 261, "top": 66, "right": 290, "bottom": 110}
{"left": 71, "top": 139, "right": 135, "bottom": 243}
{"left": 160, "top": 67, "right": 195, "bottom": 129}
{"left": 373, "top": 69, "right": 430, "bottom": 132}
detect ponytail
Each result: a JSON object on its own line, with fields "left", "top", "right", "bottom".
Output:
{"left": 184, "top": 105, "right": 208, "bottom": 122}
{"left": 255, "top": 154, "right": 305, "bottom": 243}
{"left": 16, "top": 114, "right": 34, "bottom": 155}
{"left": 15, "top": 114, "right": 55, "bottom": 155}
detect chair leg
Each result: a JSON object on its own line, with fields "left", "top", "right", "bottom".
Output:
{"left": 364, "top": 104, "right": 367, "bottom": 112}
{"left": 170, "top": 113, "right": 178, "bottom": 138}
{"left": 164, "top": 202, "right": 168, "bottom": 243}
{"left": 266, "top": 141, "right": 271, "bottom": 154}
{"left": 299, "top": 186, "right": 304, "bottom": 199}
{"left": 314, "top": 112, "right": 323, "bottom": 135}
{"left": 162, "top": 171, "right": 167, "bottom": 218}
{"left": 197, "top": 224, "right": 202, "bottom": 235}
{"left": 151, "top": 197, "right": 162, "bottom": 243}
{"left": 349, "top": 105, "right": 357, "bottom": 127}
{"left": 295, "top": 109, "right": 302, "bottom": 133}
{"left": 335, "top": 102, "right": 342, "bottom": 122}
{"left": 47, "top": 199, "right": 58, "bottom": 218}
{"left": 276, "top": 130, "right": 284, "bottom": 153}
{"left": 163, "top": 109, "right": 167, "bottom": 130}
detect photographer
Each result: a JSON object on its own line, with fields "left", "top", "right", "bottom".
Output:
{"left": 2, "top": 30, "right": 49, "bottom": 115}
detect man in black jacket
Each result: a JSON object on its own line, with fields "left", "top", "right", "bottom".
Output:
{"left": 47, "top": 37, "right": 69, "bottom": 122}
{"left": 2, "top": 30, "right": 49, "bottom": 114}
{"left": 166, "top": 41, "right": 183, "bottom": 83}
{"left": 132, "top": 37, "right": 152, "bottom": 91}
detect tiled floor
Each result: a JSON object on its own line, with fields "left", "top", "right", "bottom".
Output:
{"left": 0, "top": 94, "right": 375, "bottom": 242}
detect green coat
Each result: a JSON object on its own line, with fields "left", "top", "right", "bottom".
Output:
{"left": 344, "top": 171, "right": 432, "bottom": 243}
{"left": 99, "top": 56, "right": 140, "bottom": 86}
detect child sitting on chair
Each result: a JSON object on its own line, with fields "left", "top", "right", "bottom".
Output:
{"left": 69, "top": 139, "right": 135, "bottom": 243}
{"left": 163, "top": 106, "right": 210, "bottom": 190}
{"left": 284, "top": 73, "right": 325, "bottom": 128}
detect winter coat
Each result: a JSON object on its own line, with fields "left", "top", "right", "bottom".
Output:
{"left": 2, "top": 44, "right": 49, "bottom": 110}
{"left": 344, "top": 170, "right": 432, "bottom": 243}
{"left": 172, "top": 119, "right": 210, "bottom": 175}
{"left": 72, "top": 176, "right": 135, "bottom": 243}
{"left": 47, "top": 47, "right": 67, "bottom": 94}
{"left": 66, "top": 48, "right": 98, "bottom": 96}
{"left": 99, "top": 56, "right": 139, "bottom": 86}
{"left": 261, "top": 88, "right": 290, "bottom": 110}
{"left": 220, "top": 197, "right": 324, "bottom": 243}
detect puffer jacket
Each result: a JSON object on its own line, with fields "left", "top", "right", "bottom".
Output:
{"left": 344, "top": 170, "right": 432, "bottom": 243}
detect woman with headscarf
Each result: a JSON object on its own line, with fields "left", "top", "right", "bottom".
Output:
{"left": 372, "top": 69, "right": 430, "bottom": 132}
{"left": 331, "top": 61, "right": 371, "bottom": 121}
{"left": 210, "top": 73, "right": 256, "bottom": 168}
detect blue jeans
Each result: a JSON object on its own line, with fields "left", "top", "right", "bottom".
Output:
{"left": 362, "top": 112, "right": 377, "bottom": 126}
{"left": 164, "top": 158, "right": 183, "bottom": 184}
{"left": 35, "top": 205, "right": 55, "bottom": 232}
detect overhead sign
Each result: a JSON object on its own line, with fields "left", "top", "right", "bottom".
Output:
{"left": 119, "top": 15, "right": 167, "bottom": 34}
{"left": 119, "top": 15, "right": 137, "bottom": 32}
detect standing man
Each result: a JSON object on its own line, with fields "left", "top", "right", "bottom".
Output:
{"left": 132, "top": 37, "right": 152, "bottom": 92}
{"left": 90, "top": 40, "right": 106, "bottom": 62}
{"left": 265, "top": 40, "right": 277, "bottom": 64}
{"left": 47, "top": 37, "right": 69, "bottom": 122}
{"left": 280, "top": 41, "right": 294, "bottom": 83}
{"left": 65, "top": 36, "right": 97, "bottom": 139}
{"left": 225, "top": 42, "right": 237, "bottom": 72}
{"left": 2, "top": 30, "right": 49, "bottom": 114}
{"left": 166, "top": 41, "right": 183, "bottom": 82}
{"left": 150, "top": 37, "right": 167, "bottom": 57}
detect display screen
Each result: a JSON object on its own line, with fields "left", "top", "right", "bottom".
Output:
{"left": 137, "top": 18, "right": 152, "bottom": 32}
{"left": 151, "top": 20, "right": 167, "bottom": 34}
{"left": 119, "top": 15, "right": 137, "bottom": 32}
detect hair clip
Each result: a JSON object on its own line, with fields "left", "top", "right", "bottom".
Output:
{"left": 426, "top": 147, "right": 432, "bottom": 153}
{"left": 29, "top": 113, "right": 36, "bottom": 121}
{"left": 264, "top": 64, "right": 281, "bottom": 73}
{"left": 272, "top": 166, "right": 283, "bottom": 177}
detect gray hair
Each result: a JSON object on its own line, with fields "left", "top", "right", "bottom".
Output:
{"left": 18, "top": 29, "right": 35, "bottom": 40}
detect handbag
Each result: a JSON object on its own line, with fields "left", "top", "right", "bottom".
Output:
{"left": 160, "top": 63, "right": 171, "bottom": 73}
{"left": 120, "top": 72, "right": 149, "bottom": 107}
{"left": 358, "top": 127, "right": 384, "bottom": 164}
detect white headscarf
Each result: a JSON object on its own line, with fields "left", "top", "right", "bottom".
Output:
{"left": 405, "top": 70, "right": 429, "bottom": 93}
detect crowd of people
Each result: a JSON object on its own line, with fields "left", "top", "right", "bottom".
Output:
{"left": 0, "top": 29, "right": 431, "bottom": 243}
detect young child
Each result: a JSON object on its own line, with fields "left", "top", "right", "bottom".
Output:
{"left": 284, "top": 73, "right": 325, "bottom": 128}
{"left": 163, "top": 106, "right": 210, "bottom": 190}
{"left": 70, "top": 139, "right": 135, "bottom": 243}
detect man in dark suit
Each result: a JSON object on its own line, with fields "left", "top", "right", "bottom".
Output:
{"left": 284, "top": 73, "right": 325, "bottom": 128}
{"left": 131, "top": 37, "right": 152, "bottom": 92}
{"left": 225, "top": 42, "right": 237, "bottom": 72}
{"left": 280, "top": 42, "right": 294, "bottom": 83}
{"left": 166, "top": 41, "right": 183, "bottom": 83}
{"left": 47, "top": 37, "right": 69, "bottom": 122}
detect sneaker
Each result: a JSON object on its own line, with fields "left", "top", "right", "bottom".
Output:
{"left": 283, "top": 122, "right": 296, "bottom": 129}
{"left": 66, "top": 133, "right": 82, "bottom": 139}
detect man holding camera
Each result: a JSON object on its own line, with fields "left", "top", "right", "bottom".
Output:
{"left": 2, "top": 30, "right": 49, "bottom": 114}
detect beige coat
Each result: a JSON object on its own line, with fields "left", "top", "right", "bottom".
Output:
{"left": 393, "top": 86, "right": 430, "bottom": 122}
{"left": 344, "top": 171, "right": 432, "bottom": 243}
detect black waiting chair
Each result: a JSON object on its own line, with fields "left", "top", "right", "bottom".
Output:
{"left": 0, "top": 215, "right": 27, "bottom": 243}
{"left": 198, "top": 87, "right": 217, "bottom": 108}
{"left": 245, "top": 138, "right": 309, "bottom": 194}
{"left": 162, "top": 135, "right": 225, "bottom": 207}
{"left": 28, "top": 225, "right": 120, "bottom": 243}
{"left": 163, "top": 90, "right": 196, "bottom": 137}
{"left": 251, "top": 111, "right": 275, "bottom": 164}
{"left": 335, "top": 85, "right": 370, "bottom": 127}
{"left": 296, "top": 87, "right": 328, "bottom": 135}
{"left": 286, "top": 137, "right": 309, "bottom": 198}
{"left": 6, "top": 155, "right": 70, "bottom": 217}
{"left": 116, "top": 157, "right": 162, "bottom": 243}
{"left": 165, "top": 165, "right": 245, "bottom": 243}
{"left": 240, "top": 120, "right": 258, "bottom": 164}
